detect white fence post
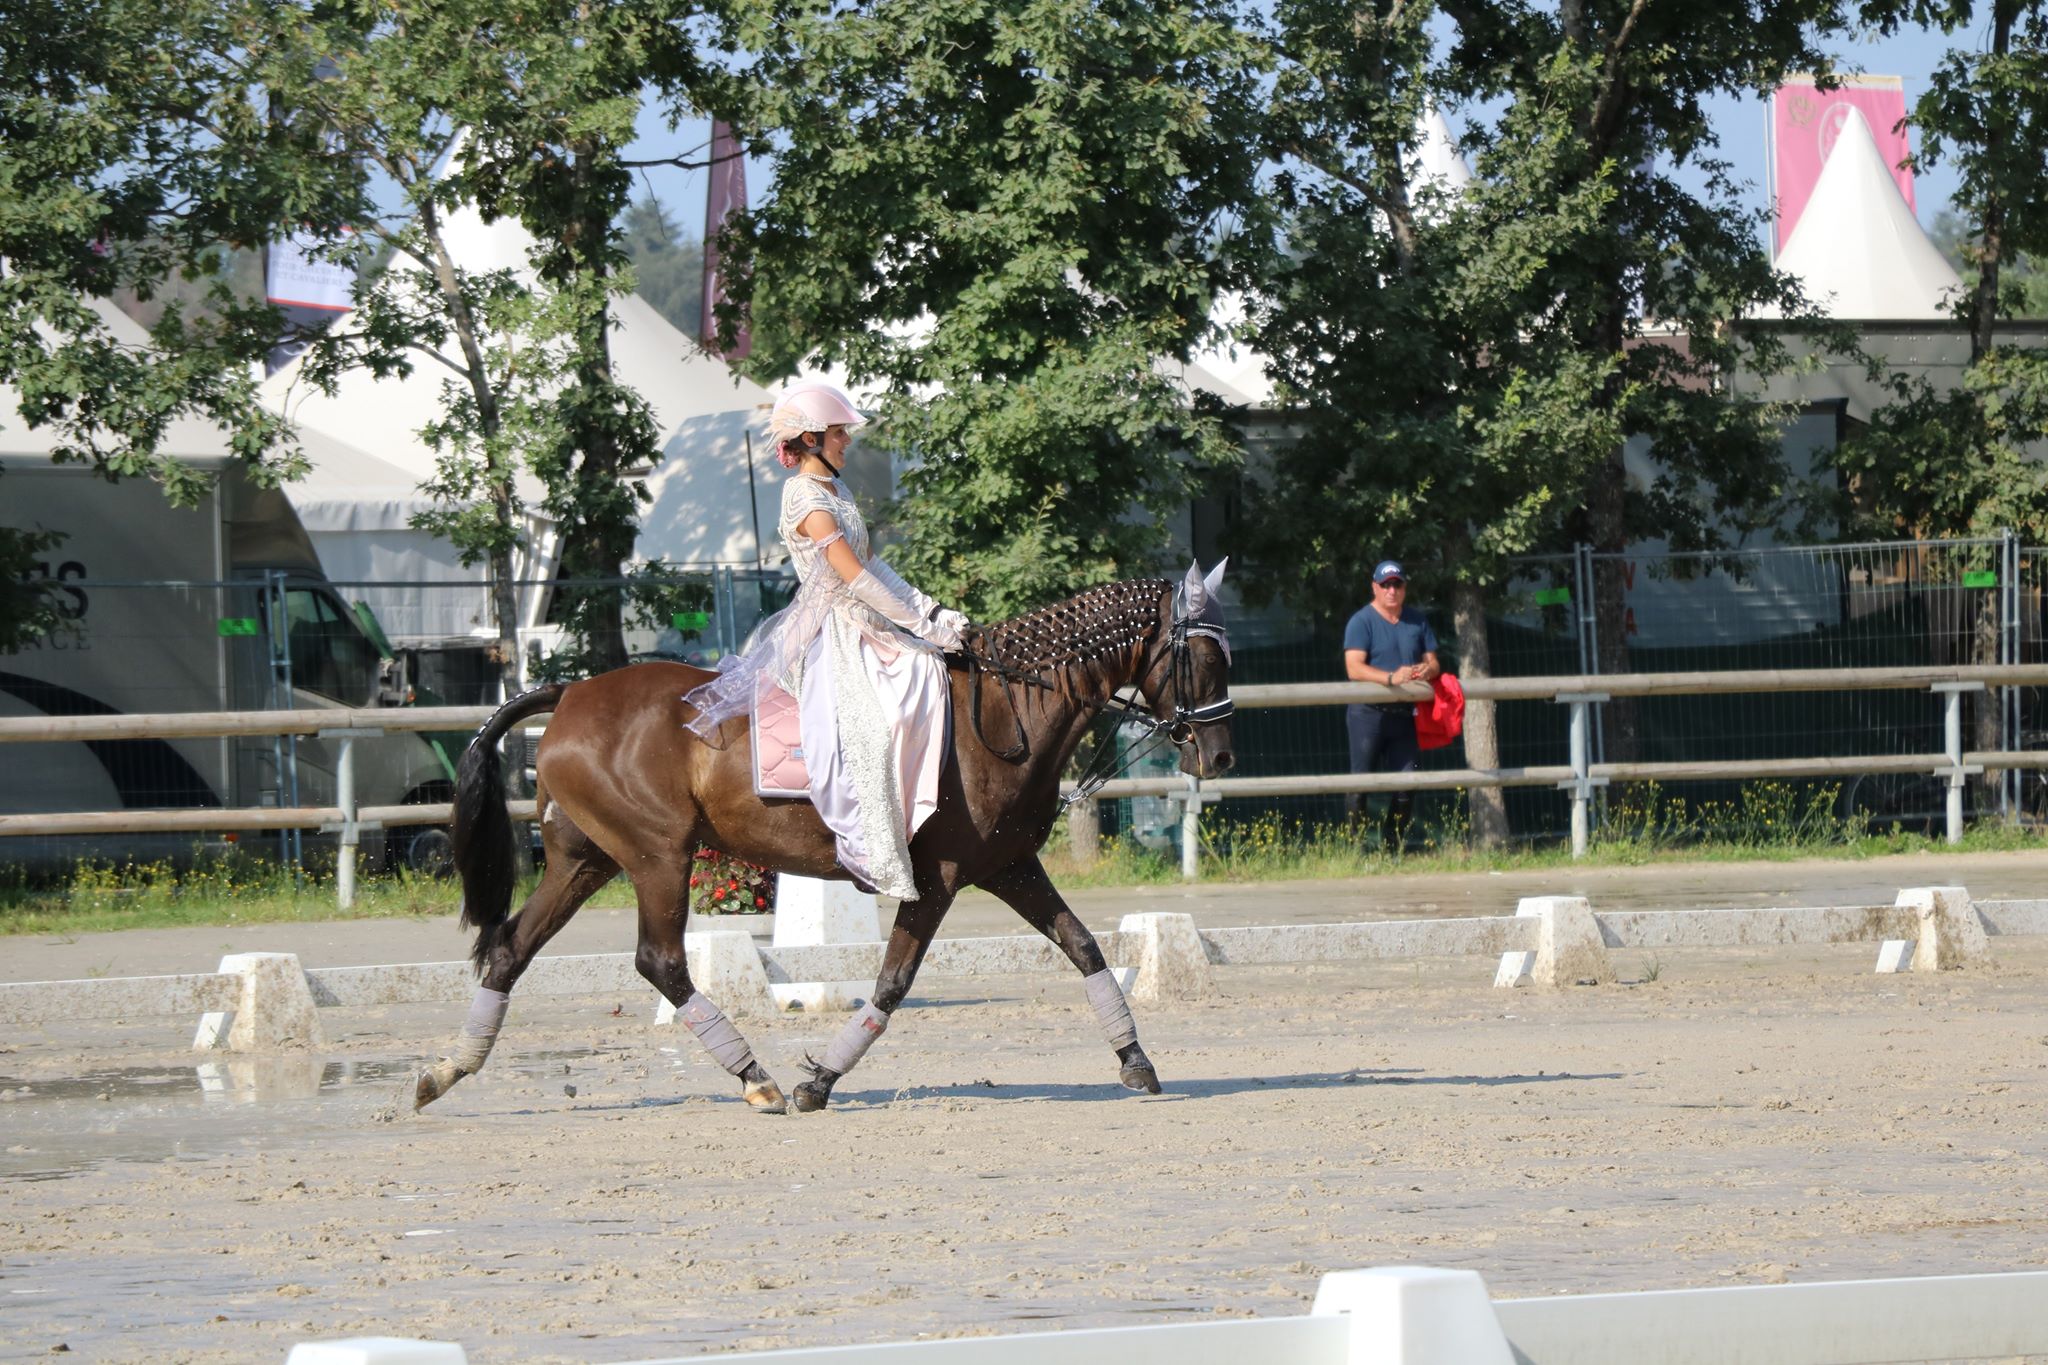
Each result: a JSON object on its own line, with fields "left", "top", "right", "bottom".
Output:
{"left": 191, "top": 953, "right": 324, "bottom": 1052}
{"left": 1932, "top": 682, "right": 1985, "bottom": 846}
{"left": 1556, "top": 692, "right": 1608, "bottom": 859}
{"left": 1311, "top": 1266, "right": 1514, "bottom": 1365}
{"left": 336, "top": 734, "right": 358, "bottom": 910}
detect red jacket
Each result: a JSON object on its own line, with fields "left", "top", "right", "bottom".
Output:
{"left": 1415, "top": 673, "right": 1465, "bottom": 750}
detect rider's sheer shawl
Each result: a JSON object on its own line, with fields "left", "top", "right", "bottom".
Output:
{"left": 681, "top": 475, "right": 866, "bottom": 741}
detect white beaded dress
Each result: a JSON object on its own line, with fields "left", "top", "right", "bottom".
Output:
{"left": 684, "top": 473, "right": 948, "bottom": 900}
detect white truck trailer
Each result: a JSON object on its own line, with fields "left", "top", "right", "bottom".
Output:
{"left": 1, "top": 454, "right": 458, "bottom": 874}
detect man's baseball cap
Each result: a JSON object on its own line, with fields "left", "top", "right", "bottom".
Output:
{"left": 1372, "top": 560, "right": 1406, "bottom": 584}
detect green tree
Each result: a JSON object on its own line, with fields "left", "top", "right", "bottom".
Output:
{"left": 0, "top": 0, "right": 331, "bottom": 490}
{"left": 0, "top": 0, "right": 346, "bottom": 644}
{"left": 1238, "top": 0, "right": 1853, "bottom": 841}
{"left": 624, "top": 196, "right": 707, "bottom": 340}
{"left": 724, "top": 0, "right": 1270, "bottom": 620}
{"left": 1931, "top": 209, "right": 2048, "bottom": 317}
{"left": 1835, "top": 0, "right": 2048, "bottom": 773}
{"left": 249, "top": 1, "right": 761, "bottom": 682}
{"left": 2, "top": 0, "right": 756, "bottom": 680}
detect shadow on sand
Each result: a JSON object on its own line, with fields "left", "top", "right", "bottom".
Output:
{"left": 819, "top": 1067, "right": 1626, "bottom": 1107}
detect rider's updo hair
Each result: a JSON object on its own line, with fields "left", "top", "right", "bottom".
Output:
{"left": 776, "top": 434, "right": 820, "bottom": 469}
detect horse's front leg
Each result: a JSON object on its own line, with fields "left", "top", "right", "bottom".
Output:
{"left": 980, "top": 854, "right": 1161, "bottom": 1095}
{"left": 792, "top": 894, "right": 949, "bottom": 1112}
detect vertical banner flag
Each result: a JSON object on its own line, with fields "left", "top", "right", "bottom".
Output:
{"left": 264, "top": 230, "right": 356, "bottom": 375}
{"left": 701, "top": 119, "right": 752, "bottom": 361}
{"left": 264, "top": 59, "right": 353, "bottom": 376}
{"left": 1770, "top": 74, "right": 1914, "bottom": 253}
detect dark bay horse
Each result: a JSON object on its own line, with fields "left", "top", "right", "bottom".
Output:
{"left": 415, "top": 562, "right": 1235, "bottom": 1115}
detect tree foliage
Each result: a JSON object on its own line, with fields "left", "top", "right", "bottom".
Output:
{"left": 1835, "top": 0, "right": 2048, "bottom": 542}
{"left": 245, "top": 0, "right": 759, "bottom": 679}
{"left": 0, "top": 0, "right": 333, "bottom": 493}
{"left": 726, "top": 0, "right": 1270, "bottom": 620}
{"left": 623, "top": 196, "right": 708, "bottom": 339}
{"left": 1241, "top": 0, "right": 1854, "bottom": 619}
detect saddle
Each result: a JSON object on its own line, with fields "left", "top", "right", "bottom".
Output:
{"left": 751, "top": 683, "right": 811, "bottom": 799}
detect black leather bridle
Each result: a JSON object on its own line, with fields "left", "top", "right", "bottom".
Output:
{"left": 1063, "top": 606, "right": 1235, "bottom": 805}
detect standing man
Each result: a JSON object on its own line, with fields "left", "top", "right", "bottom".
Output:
{"left": 1342, "top": 559, "right": 1441, "bottom": 850}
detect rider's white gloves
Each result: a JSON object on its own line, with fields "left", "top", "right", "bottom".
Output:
{"left": 848, "top": 568, "right": 964, "bottom": 650}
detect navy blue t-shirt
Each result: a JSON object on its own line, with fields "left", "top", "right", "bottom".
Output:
{"left": 1342, "top": 605, "right": 1438, "bottom": 671}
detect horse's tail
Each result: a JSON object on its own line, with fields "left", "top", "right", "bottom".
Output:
{"left": 454, "top": 683, "right": 567, "bottom": 966}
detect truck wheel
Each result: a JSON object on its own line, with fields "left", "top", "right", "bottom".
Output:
{"left": 401, "top": 826, "right": 456, "bottom": 878}
{"left": 394, "top": 781, "right": 456, "bottom": 878}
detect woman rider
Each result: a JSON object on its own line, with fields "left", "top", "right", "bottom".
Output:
{"left": 683, "top": 382, "right": 967, "bottom": 901}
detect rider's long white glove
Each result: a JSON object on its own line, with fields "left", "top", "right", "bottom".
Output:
{"left": 871, "top": 558, "right": 972, "bottom": 647}
{"left": 847, "top": 568, "right": 963, "bottom": 650}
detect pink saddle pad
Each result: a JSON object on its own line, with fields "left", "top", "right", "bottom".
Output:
{"left": 752, "top": 684, "right": 811, "bottom": 799}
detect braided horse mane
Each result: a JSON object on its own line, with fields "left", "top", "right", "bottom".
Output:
{"left": 973, "top": 579, "right": 1173, "bottom": 706}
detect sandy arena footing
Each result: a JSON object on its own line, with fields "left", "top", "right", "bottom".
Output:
{"left": 0, "top": 853, "right": 2044, "bottom": 1362}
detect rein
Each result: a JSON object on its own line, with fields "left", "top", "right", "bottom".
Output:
{"left": 961, "top": 642, "right": 1051, "bottom": 764}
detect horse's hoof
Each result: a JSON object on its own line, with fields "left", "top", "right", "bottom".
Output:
{"left": 1120, "top": 1059, "right": 1162, "bottom": 1095}
{"left": 792, "top": 1079, "right": 833, "bottom": 1112}
{"left": 413, "top": 1060, "right": 465, "bottom": 1111}
{"left": 744, "top": 1078, "right": 788, "bottom": 1115}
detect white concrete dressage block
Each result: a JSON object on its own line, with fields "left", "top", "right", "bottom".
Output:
{"left": 652, "top": 930, "right": 777, "bottom": 1024}
{"left": 1312, "top": 1266, "right": 1514, "bottom": 1365}
{"left": 770, "top": 875, "right": 882, "bottom": 1012}
{"left": 1874, "top": 939, "right": 1915, "bottom": 973}
{"left": 284, "top": 1338, "right": 465, "bottom": 1364}
{"left": 1117, "top": 912, "right": 1214, "bottom": 1004}
{"left": 191, "top": 953, "right": 323, "bottom": 1052}
{"left": 1494, "top": 950, "right": 1536, "bottom": 988}
{"left": 1900, "top": 886, "right": 1989, "bottom": 972}
{"left": 1514, "top": 896, "right": 1612, "bottom": 987}
{"left": 1977, "top": 897, "right": 2048, "bottom": 935}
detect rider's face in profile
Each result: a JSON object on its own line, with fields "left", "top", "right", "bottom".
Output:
{"left": 820, "top": 424, "right": 852, "bottom": 464}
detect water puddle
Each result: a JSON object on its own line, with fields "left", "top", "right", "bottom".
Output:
{"left": 0, "top": 1047, "right": 599, "bottom": 1182}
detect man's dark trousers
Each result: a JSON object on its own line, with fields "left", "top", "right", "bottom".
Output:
{"left": 1346, "top": 702, "right": 1419, "bottom": 849}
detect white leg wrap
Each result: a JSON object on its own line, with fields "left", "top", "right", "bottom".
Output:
{"left": 1083, "top": 969, "right": 1138, "bottom": 1050}
{"left": 680, "top": 992, "right": 757, "bottom": 1076}
{"left": 453, "top": 987, "right": 510, "bottom": 1074}
{"left": 819, "top": 1002, "right": 890, "bottom": 1076}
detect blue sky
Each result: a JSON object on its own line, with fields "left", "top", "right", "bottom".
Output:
{"left": 623, "top": 17, "right": 1969, "bottom": 247}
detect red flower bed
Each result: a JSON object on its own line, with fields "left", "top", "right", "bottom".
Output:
{"left": 688, "top": 846, "right": 776, "bottom": 915}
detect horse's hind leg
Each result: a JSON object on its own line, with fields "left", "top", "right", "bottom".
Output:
{"left": 631, "top": 861, "right": 786, "bottom": 1115}
{"left": 981, "top": 854, "right": 1161, "bottom": 1094}
{"left": 415, "top": 812, "right": 619, "bottom": 1110}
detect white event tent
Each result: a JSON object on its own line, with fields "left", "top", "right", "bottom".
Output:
{"left": 261, "top": 183, "right": 777, "bottom": 646}
{"left": 1756, "top": 105, "right": 1963, "bottom": 321}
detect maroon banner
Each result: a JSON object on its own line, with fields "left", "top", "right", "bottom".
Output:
{"left": 701, "top": 120, "right": 752, "bottom": 360}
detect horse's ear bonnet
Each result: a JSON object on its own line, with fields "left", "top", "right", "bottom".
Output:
{"left": 1174, "top": 559, "right": 1231, "bottom": 661}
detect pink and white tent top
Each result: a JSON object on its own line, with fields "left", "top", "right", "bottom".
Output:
{"left": 1754, "top": 106, "right": 1962, "bottom": 322}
